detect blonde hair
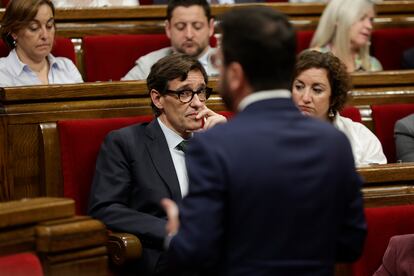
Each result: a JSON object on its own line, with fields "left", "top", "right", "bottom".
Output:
{"left": 311, "top": 0, "right": 379, "bottom": 71}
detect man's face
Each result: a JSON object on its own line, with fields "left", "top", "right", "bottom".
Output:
{"left": 165, "top": 5, "right": 214, "bottom": 58}
{"left": 152, "top": 69, "right": 208, "bottom": 138}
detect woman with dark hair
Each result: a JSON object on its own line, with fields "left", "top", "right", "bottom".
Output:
{"left": 0, "top": 0, "right": 82, "bottom": 86}
{"left": 292, "top": 50, "right": 386, "bottom": 166}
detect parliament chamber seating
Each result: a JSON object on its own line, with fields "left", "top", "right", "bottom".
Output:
{"left": 59, "top": 115, "right": 154, "bottom": 215}
{"left": 58, "top": 115, "right": 157, "bottom": 267}
{"left": 340, "top": 106, "right": 362, "bottom": 123}
{"left": 351, "top": 204, "right": 414, "bottom": 276}
{"left": 83, "top": 34, "right": 217, "bottom": 82}
{"left": 0, "top": 37, "right": 77, "bottom": 64}
{"left": 371, "top": 28, "right": 414, "bottom": 70}
{"left": 371, "top": 103, "right": 414, "bottom": 163}
{"left": 83, "top": 34, "right": 170, "bottom": 82}
{"left": 0, "top": 253, "right": 43, "bottom": 276}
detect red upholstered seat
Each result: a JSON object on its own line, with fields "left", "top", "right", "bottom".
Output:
{"left": 83, "top": 34, "right": 217, "bottom": 82}
{"left": 371, "top": 104, "right": 414, "bottom": 163}
{"left": 371, "top": 28, "right": 414, "bottom": 70}
{"left": 0, "top": 37, "right": 76, "bottom": 64}
{"left": 0, "top": 253, "right": 43, "bottom": 276}
{"left": 58, "top": 115, "right": 154, "bottom": 215}
{"left": 340, "top": 106, "right": 362, "bottom": 123}
{"left": 351, "top": 205, "right": 414, "bottom": 276}
{"left": 296, "top": 30, "right": 315, "bottom": 54}
{"left": 83, "top": 34, "right": 171, "bottom": 82}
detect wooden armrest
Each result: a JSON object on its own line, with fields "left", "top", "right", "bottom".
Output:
{"left": 107, "top": 232, "right": 142, "bottom": 266}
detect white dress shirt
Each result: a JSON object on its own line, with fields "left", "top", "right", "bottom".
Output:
{"left": 333, "top": 114, "right": 387, "bottom": 166}
{"left": 158, "top": 118, "right": 189, "bottom": 197}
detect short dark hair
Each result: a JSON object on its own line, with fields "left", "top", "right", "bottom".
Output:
{"left": 1, "top": 0, "right": 55, "bottom": 49}
{"left": 167, "top": 0, "right": 211, "bottom": 21}
{"left": 147, "top": 53, "right": 208, "bottom": 116}
{"left": 294, "top": 50, "right": 352, "bottom": 116}
{"left": 218, "top": 6, "right": 296, "bottom": 91}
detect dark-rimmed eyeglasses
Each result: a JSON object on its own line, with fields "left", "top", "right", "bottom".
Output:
{"left": 165, "top": 87, "right": 212, "bottom": 103}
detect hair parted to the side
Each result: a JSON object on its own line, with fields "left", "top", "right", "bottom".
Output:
{"left": 294, "top": 50, "right": 352, "bottom": 117}
{"left": 0, "top": 0, "right": 55, "bottom": 49}
{"left": 166, "top": 0, "right": 211, "bottom": 21}
{"left": 310, "top": 0, "right": 379, "bottom": 71}
{"left": 147, "top": 53, "right": 208, "bottom": 117}
{"left": 218, "top": 6, "right": 296, "bottom": 92}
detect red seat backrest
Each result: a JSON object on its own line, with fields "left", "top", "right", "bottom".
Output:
{"left": 296, "top": 30, "right": 315, "bottom": 54}
{"left": 351, "top": 205, "right": 414, "bottom": 276}
{"left": 371, "top": 28, "right": 414, "bottom": 70}
{"left": 340, "top": 106, "right": 362, "bottom": 123}
{"left": 83, "top": 34, "right": 217, "bottom": 82}
{"left": 0, "top": 37, "right": 76, "bottom": 64}
{"left": 83, "top": 34, "right": 171, "bottom": 82}
{"left": 58, "top": 115, "right": 154, "bottom": 215}
{"left": 0, "top": 253, "right": 43, "bottom": 276}
{"left": 371, "top": 104, "right": 414, "bottom": 163}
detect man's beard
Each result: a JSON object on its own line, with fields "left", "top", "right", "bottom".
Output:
{"left": 177, "top": 42, "right": 205, "bottom": 58}
{"left": 220, "top": 70, "right": 235, "bottom": 112}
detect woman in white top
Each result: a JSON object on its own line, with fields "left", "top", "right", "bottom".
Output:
{"left": 0, "top": 0, "right": 83, "bottom": 87}
{"left": 310, "top": 0, "right": 382, "bottom": 72}
{"left": 292, "top": 50, "right": 386, "bottom": 166}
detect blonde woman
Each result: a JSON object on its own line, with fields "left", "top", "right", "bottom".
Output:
{"left": 310, "top": 0, "right": 382, "bottom": 72}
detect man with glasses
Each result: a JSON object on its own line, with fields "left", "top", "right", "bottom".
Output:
{"left": 122, "top": 0, "right": 217, "bottom": 80}
{"left": 89, "top": 53, "right": 226, "bottom": 276}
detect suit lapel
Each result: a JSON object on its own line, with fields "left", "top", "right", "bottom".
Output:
{"left": 145, "top": 119, "right": 182, "bottom": 202}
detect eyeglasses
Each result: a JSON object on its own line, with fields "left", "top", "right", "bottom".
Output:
{"left": 165, "top": 87, "right": 212, "bottom": 103}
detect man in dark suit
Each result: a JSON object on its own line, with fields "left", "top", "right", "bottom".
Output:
{"left": 88, "top": 53, "right": 226, "bottom": 275}
{"left": 162, "top": 7, "right": 367, "bottom": 276}
{"left": 395, "top": 113, "right": 414, "bottom": 162}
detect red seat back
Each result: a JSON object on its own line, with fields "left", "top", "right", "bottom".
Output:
{"left": 351, "top": 205, "right": 414, "bottom": 276}
{"left": 371, "top": 104, "right": 414, "bottom": 163}
{"left": 58, "top": 115, "right": 153, "bottom": 215}
{"left": 83, "top": 34, "right": 171, "bottom": 82}
{"left": 371, "top": 28, "right": 414, "bottom": 70}
{"left": 340, "top": 106, "right": 362, "bottom": 123}
{"left": 0, "top": 253, "right": 43, "bottom": 276}
{"left": 296, "top": 30, "right": 315, "bottom": 54}
{"left": 0, "top": 37, "right": 76, "bottom": 64}
{"left": 83, "top": 34, "right": 217, "bottom": 82}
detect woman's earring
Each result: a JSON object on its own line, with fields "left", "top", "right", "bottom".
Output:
{"left": 328, "top": 108, "right": 335, "bottom": 118}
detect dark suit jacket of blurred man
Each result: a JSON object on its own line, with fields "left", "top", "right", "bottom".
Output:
{"left": 168, "top": 97, "right": 367, "bottom": 275}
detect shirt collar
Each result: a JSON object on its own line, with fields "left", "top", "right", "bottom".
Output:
{"left": 157, "top": 117, "right": 187, "bottom": 149}
{"left": 9, "top": 49, "right": 59, "bottom": 76}
{"left": 238, "top": 89, "right": 292, "bottom": 112}
{"left": 197, "top": 46, "right": 211, "bottom": 69}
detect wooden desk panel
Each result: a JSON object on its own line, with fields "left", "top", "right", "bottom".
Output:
{"left": 1, "top": 71, "right": 414, "bottom": 201}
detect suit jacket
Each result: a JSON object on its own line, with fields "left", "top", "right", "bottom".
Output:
{"left": 168, "top": 97, "right": 366, "bottom": 276}
{"left": 402, "top": 48, "right": 414, "bottom": 69}
{"left": 374, "top": 234, "right": 414, "bottom": 276}
{"left": 395, "top": 114, "right": 414, "bottom": 162}
{"left": 88, "top": 119, "right": 182, "bottom": 275}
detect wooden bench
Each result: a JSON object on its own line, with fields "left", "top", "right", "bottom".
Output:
{"left": 1, "top": 70, "right": 414, "bottom": 201}
{"left": 0, "top": 197, "right": 108, "bottom": 275}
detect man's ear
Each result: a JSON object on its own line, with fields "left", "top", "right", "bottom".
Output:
{"left": 208, "top": 18, "right": 215, "bottom": 38}
{"left": 226, "top": 62, "right": 244, "bottom": 92}
{"left": 165, "top": 20, "right": 171, "bottom": 39}
{"left": 150, "top": 89, "right": 164, "bottom": 110}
